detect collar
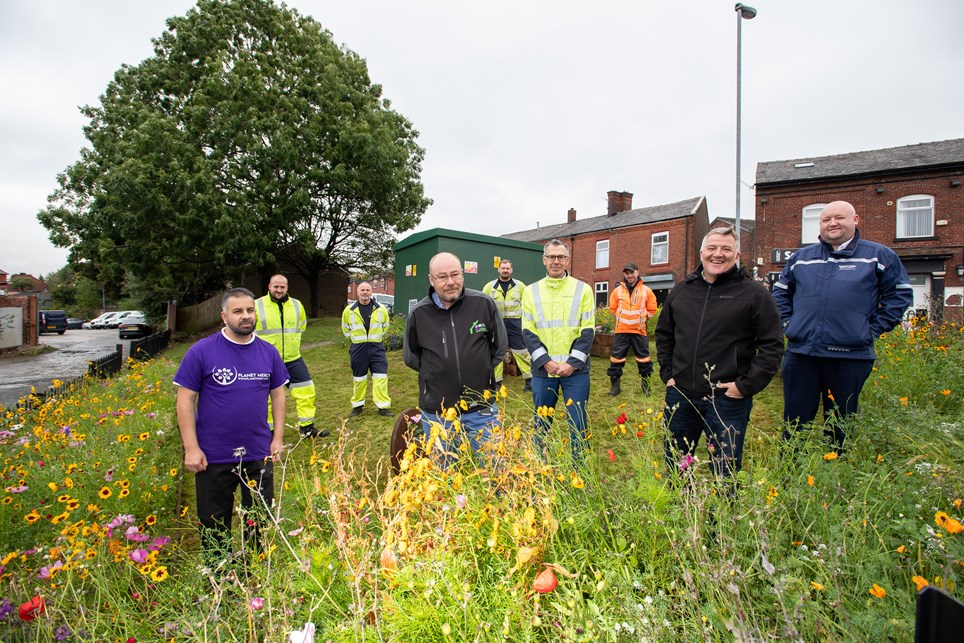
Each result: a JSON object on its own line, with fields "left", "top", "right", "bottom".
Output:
{"left": 429, "top": 286, "right": 463, "bottom": 310}
{"left": 221, "top": 328, "right": 256, "bottom": 345}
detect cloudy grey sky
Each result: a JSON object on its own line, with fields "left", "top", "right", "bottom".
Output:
{"left": 2, "top": 0, "right": 962, "bottom": 277}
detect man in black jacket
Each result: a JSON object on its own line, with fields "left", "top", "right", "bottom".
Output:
{"left": 403, "top": 252, "right": 507, "bottom": 469}
{"left": 655, "top": 227, "right": 783, "bottom": 480}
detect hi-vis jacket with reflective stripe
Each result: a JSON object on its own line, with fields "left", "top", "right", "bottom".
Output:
{"left": 482, "top": 278, "right": 526, "bottom": 319}
{"left": 521, "top": 275, "right": 596, "bottom": 377}
{"left": 254, "top": 295, "right": 306, "bottom": 362}
{"left": 608, "top": 280, "right": 657, "bottom": 335}
{"left": 341, "top": 301, "right": 391, "bottom": 344}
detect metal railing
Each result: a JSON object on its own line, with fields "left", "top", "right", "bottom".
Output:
{"left": 130, "top": 330, "right": 171, "bottom": 361}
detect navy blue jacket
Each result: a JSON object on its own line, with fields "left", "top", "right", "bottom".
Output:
{"left": 772, "top": 229, "right": 912, "bottom": 360}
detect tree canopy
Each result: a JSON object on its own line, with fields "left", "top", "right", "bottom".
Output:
{"left": 39, "top": 0, "right": 429, "bottom": 312}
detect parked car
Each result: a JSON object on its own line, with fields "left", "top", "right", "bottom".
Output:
{"left": 118, "top": 314, "right": 153, "bottom": 339}
{"left": 88, "top": 312, "right": 120, "bottom": 329}
{"left": 106, "top": 311, "right": 143, "bottom": 329}
{"left": 373, "top": 294, "right": 395, "bottom": 315}
{"left": 38, "top": 310, "right": 68, "bottom": 335}
{"left": 66, "top": 317, "right": 86, "bottom": 329}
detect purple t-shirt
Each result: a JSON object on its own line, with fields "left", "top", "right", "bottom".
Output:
{"left": 174, "top": 330, "right": 289, "bottom": 463}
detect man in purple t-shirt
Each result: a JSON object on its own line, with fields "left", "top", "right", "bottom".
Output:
{"left": 174, "top": 287, "right": 289, "bottom": 564}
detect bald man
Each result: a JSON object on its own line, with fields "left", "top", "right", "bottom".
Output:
{"left": 403, "top": 252, "right": 507, "bottom": 469}
{"left": 773, "top": 201, "right": 912, "bottom": 450}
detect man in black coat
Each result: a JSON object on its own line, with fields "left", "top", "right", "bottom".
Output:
{"left": 655, "top": 227, "right": 784, "bottom": 480}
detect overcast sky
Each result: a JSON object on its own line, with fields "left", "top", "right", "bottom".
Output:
{"left": 2, "top": 0, "right": 962, "bottom": 277}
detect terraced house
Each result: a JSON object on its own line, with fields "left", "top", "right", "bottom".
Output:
{"left": 753, "top": 138, "right": 964, "bottom": 322}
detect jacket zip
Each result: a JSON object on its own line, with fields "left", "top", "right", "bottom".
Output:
{"left": 449, "top": 313, "right": 463, "bottom": 391}
{"left": 690, "top": 283, "right": 712, "bottom": 393}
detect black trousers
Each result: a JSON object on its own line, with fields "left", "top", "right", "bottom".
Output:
{"left": 606, "top": 333, "right": 653, "bottom": 379}
{"left": 195, "top": 460, "right": 274, "bottom": 560}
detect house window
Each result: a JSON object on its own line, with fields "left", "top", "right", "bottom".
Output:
{"left": 897, "top": 195, "right": 934, "bottom": 238}
{"left": 595, "top": 240, "right": 610, "bottom": 269}
{"left": 595, "top": 281, "right": 609, "bottom": 307}
{"left": 651, "top": 232, "right": 669, "bottom": 265}
{"left": 802, "top": 203, "right": 826, "bottom": 244}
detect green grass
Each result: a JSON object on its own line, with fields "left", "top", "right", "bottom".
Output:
{"left": 0, "top": 317, "right": 960, "bottom": 641}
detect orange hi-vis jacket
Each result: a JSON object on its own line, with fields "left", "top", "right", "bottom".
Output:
{"left": 609, "top": 280, "right": 657, "bottom": 335}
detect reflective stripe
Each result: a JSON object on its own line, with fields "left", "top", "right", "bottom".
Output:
{"left": 372, "top": 373, "right": 388, "bottom": 379}
{"left": 551, "top": 354, "right": 569, "bottom": 362}
{"left": 298, "top": 416, "right": 313, "bottom": 423}
{"left": 531, "top": 347, "right": 548, "bottom": 361}
{"left": 353, "top": 376, "right": 367, "bottom": 382}
{"left": 290, "top": 380, "right": 313, "bottom": 389}
{"left": 571, "top": 349, "right": 588, "bottom": 363}
{"left": 258, "top": 328, "right": 284, "bottom": 335}
{"left": 256, "top": 299, "right": 268, "bottom": 331}
{"left": 568, "top": 282, "right": 586, "bottom": 327}
{"left": 533, "top": 319, "right": 564, "bottom": 329}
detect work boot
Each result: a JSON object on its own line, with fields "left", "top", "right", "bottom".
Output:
{"left": 377, "top": 408, "right": 394, "bottom": 417}
{"left": 299, "top": 424, "right": 329, "bottom": 438}
{"left": 348, "top": 407, "right": 363, "bottom": 418}
{"left": 523, "top": 379, "right": 532, "bottom": 393}
{"left": 608, "top": 377, "right": 621, "bottom": 396}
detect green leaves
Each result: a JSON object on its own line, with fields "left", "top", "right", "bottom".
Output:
{"left": 38, "top": 0, "right": 429, "bottom": 311}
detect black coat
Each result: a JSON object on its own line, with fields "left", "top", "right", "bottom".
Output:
{"left": 655, "top": 266, "right": 784, "bottom": 398}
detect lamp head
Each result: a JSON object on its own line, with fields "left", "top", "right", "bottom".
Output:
{"left": 735, "top": 3, "right": 757, "bottom": 19}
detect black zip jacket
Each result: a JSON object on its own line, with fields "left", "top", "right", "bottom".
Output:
{"left": 403, "top": 287, "right": 507, "bottom": 413}
{"left": 655, "top": 266, "right": 784, "bottom": 399}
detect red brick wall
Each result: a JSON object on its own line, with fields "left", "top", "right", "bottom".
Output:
{"left": 565, "top": 219, "right": 698, "bottom": 297}
{"left": 755, "top": 170, "right": 964, "bottom": 290}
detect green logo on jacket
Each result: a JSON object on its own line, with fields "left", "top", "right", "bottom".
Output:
{"left": 469, "top": 320, "right": 487, "bottom": 334}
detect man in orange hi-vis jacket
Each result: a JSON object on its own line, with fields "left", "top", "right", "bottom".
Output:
{"left": 607, "top": 262, "right": 658, "bottom": 396}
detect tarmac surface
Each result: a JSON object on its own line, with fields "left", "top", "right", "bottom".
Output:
{"left": 0, "top": 329, "right": 134, "bottom": 409}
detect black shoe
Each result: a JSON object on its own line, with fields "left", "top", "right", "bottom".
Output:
{"left": 377, "top": 408, "right": 393, "bottom": 417}
{"left": 299, "top": 424, "right": 330, "bottom": 438}
{"left": 523, "top": 379, "right": 532, "bottom": 392}
{"left": 348, "top": 407, "right": 363, "bottom": 417}
{"left": 608, "top": 378, "right": 621, "bottom": 396}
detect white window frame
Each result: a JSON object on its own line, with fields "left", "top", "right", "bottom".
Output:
{"left": 594, "top": 281, "right": 609, "bottom": 307}
{"left": 896, "top": 195, "right": 934, "bottom": 239}
{"left": 802, "top": 203, "right": 826, "bottom": 245}
{"left": 651, "top": 232, "right": 669, "bottom": 265}
{"left": 595, "top": 239, "right": 610, "bottom": 269}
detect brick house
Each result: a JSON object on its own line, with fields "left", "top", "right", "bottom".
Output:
{"left": 754, "top": 139, "right": 964, "bottom": 322}
{"left": 347, "top": 275, "right": 395, "bottom": 302}
{"left": 503, "top": 191, "right": 710, "bottom": 306}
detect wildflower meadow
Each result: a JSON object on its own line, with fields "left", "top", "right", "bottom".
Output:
{"left": 0, "top": 316, "right": 961, "bottom": 641}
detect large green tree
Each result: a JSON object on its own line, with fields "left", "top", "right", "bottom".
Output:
{"left": 39, "top": 0, "right": 429, "bottom": 313}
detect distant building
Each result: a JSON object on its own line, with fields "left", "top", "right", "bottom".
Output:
{"left": 754, "top": 138, "right": 964, "bottom": 321}
{"left": 503, "top": 191, "right": 710, "bottom": 305}
{"left": 347, "top": 275, "right": 394, "bottom": 302}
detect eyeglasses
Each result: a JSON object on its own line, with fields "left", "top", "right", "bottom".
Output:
{"left": 543, "top": 254, "right": 569, "bottom": 262}
{"left": 431, "top": 271, "right": 463, "bottom": 283}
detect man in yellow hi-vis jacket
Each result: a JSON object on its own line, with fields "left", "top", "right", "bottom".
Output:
{"left": 521, "top": 239, "right": 595, "bottom": 467}
{"left": 255, "top": 275, "right": 327, "bottom": 438}
{"left": 341, "top": 281, "right": 392, "bottom": 417}
{"left": 482, "top": 259, "right": 532, "bottom": 391}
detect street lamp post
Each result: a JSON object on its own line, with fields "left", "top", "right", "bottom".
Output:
{"left": 734, "top": 3, "right": 756, "bottom": 240}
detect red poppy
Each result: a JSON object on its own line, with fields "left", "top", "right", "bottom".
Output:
{"left": 18, "top": 595, "right": 45, "bottom": 621}
{"left": 616, "top": 413, "right": 627, "bottom": 425}
{"left": 607, "top": 449, "right": 616, "bottom": 462}
{"left": 532, "top": 566, "right": 558, "bottom": 593}
{"left": 636, "top": 431, "right": 644, "bottom": 438}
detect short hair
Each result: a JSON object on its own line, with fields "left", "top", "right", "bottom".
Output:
{"left": 700, "top": 227, "right": 740, "bottom": 253}
{"left": 221, "top": 287, "right": 255, "bottom": 311}
{"left": 357, "top": 280, "right": 373, "bottom": 289}
{"left": 499, "top": 258, "right": 512, "bottom": 267}
{"left": 543, "top": 239, "right": 570, "bottom": 256}
{"left": 269, "top": 274, "right": 288, "bottom": 284}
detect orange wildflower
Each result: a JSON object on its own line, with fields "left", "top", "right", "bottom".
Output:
{"left": 869, "top": 584, "right": 886, "bottom": 598}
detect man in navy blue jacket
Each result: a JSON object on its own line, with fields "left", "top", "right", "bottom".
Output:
{"left": 773, "top": 201, "right": 912, "bottom": 450}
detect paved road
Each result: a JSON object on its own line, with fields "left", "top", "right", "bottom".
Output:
{"left": 0, "top": 329, "right": 134, "bottom": 409}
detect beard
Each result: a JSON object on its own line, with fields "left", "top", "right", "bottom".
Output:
{"left": 226, "top": 319, "right": 255, "bottom": 337}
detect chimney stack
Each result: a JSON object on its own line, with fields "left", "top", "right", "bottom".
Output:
{"left": 607, "top": 190, "right": 633, "bottom": 216}
{"left": 567, "top": 208, "right": 577, "bottom": 223}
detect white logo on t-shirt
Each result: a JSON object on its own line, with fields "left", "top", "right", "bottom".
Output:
{"left": 212, "top": 367, "right": 238, "bottom": 386}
